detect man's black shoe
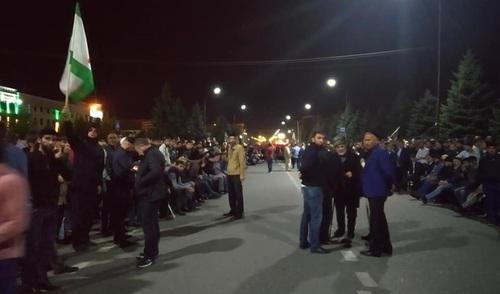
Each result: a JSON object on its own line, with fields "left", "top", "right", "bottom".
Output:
{"left": 310, "top": 247, "right": 329, "bottom": 254}
{"left": 299, "top": 243, "right": 311, "bottom": 250}
{"left": 53, "top": 265, "right": 79, "bottom": 275}
{"left": 136, "top": 257, "right": 154, "bottom": 269}
{"left": 361, "top": 234, "right": 371, "bottom": 241}
{"left": 332, "top": 230, "right": 345, "bottom": 238}
{"left": 223, "top": 211, "right": 234, "bottom": 217}
{"left": 231, "top": 214, "right": 244, "bottom": 220}
{"left": 360, "top": 250, "right": 384, "bottom": 257}
{"left": 86, "top": 240, "right": 98, "bottom": 247}
{"left": 36, "top": 282, "right": 61, "bottom": 292}
{"left": 347, "top": 232, "right": 355, "bottom": 239}
{"left": 421, "top": 196, "right": 428, "bottom": 204}
{"left": 116, "top": 239, "right": 138, "bottom": 248}
{"left": 72, "top": 244, "right": 89, "bottom": 252}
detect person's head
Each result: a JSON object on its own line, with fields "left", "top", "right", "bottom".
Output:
{"left": 134, "top": 137, "right": 151, "bottom": 155}
{"left": 486, "top": 141, "right": 497, "bottom": 156}
{"left": 443, "top": 157, "right": 453, "bottom": 167}
{"left": 227, "top": 135, "right": 237, "bottom": 146}
{"left": 452, "top": 158, "right": 462, "bottom": 169}
{"left": 174, "top": 159, "right": 186, "bottom": 171}
{"left": 333, "top": 136, "right": 347, "bottom": 155}
{"left": 87, "top": 126, "right": 98, "bottom": 140}
{"left": 120, "top": 136, "right": 135, "bottom": 151}
{"left": 106, "top": 132, "right": 120, "bottom": 147}
{"left": 311, "top": 131, "right": 325, "bottom": 146}
{"left": 38, "top": 128, "right": 58, "bottom": 153}
{"left": 423, "top": 141, "right": 431, "bottom": 149}
{"left": 363, "top": 131, "right": 380, "bottom": 150}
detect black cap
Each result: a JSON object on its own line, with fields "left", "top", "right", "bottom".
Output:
{"left": 364, "top": 129, "right": 382, "bottom": 140}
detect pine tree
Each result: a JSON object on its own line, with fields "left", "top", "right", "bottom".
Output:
{"left": 440, "top": 50, "right": 494, "bottom": 138}
{"left": 489, "top": 98, "right": 500, "bottom": 137}
{"left": 152, "top": 83, "right": 187, "bottom": 138}
{"left": 212, "top": 116, "right": 230, "bottom": 144}
{"left": 384, "top": 91, "right": 413, "bottom": 137}
{"left": 186, "top": 103, "right": 205, "bottom": 139}
{"left": 407, "top": 90, "right": 437, "bottom": 138}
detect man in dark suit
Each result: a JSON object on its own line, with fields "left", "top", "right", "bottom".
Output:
{"left": 395, "top": 140, "right": 412, "bottom": 192}
{"left": 134, "top": 137, "right": 166, "bottom": 268}
{"left": 360, "top": 130, "right": 396, "bottom": 258}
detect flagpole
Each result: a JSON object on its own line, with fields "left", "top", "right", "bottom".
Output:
{"left": 62, "top": 3, "right": 78, "bottom": 120}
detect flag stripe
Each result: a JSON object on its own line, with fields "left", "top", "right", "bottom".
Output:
{"left": 69, "top": 55, "right": 94, "bottom": 101}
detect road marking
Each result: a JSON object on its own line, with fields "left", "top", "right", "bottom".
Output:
{"left": 341, "top": 250, "right": 358, "bottom": 261}
{"left": 279, "top": 163, "right": 301, "bottom": 191}
{"left": 355, "top": 272, "right": 378, "bottom": 288}
{"left": 357, "top": 291, "right": 372, "bottom": 294}
{"left": 97, "top": 244, "right": 116, "bottom": 252}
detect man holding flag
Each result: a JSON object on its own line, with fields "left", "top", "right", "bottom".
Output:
{"left": 59, "top": 3, "right": 103, "bottom": 252}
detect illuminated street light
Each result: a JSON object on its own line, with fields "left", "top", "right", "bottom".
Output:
{"left": 326, "top": 78, "right": 337, "bottom": 88}
{"left": 287, "top": 129, "right": 292, "bottom": 134}
{"left": 89, "top": 104, "right": 103, "bottom": 120}
{"left": 240, "top": 104, "right": 247, "bottom": 111}
{"left": 304, "top": 103, "right": 312, "bottom": 110}
{"left": 285, "top": 115, "right": 291, "bottom": 120}
{"left": 213, "top": 87, "right": 222, "bottom": 95}
{"left": 281, "top": 121, "right": 286, "bottom": 125}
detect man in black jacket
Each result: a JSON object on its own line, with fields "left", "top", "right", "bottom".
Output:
{"left": 134, "top": 137, "right": 166, "bottom": 268}
{"left": 331, "top": 137, "right": 362, "bottom": 241}
{"left": 22, "top": 128, "right": 71, "bottom": 292}
{"left": 111, "top": 137, "right": 136, "bottom": 247}
{"left": 63, "top": 122, "right": 104, "bottom": 252}
{"left": 299, "top": 131, "right": 329, "bottom": 254}
{"left": 477, "top": 141, "right": 500, "bottom": 226}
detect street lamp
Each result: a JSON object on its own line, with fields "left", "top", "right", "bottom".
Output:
{"left": 240, "top": 104, "right": 247, "bottom": 111}
{"left": 326, "top": 78, "right": 337, "bottom": 88}
{"left": 213, "top": 87, "right": 222, "bottom": 95}
{"left": 281, "top": 121, "right": 286, "bottom": 125}
{"left": 304, "top": 103, "right": 312, "bottom": 110}
{"left": 285, "top": 115, "right": 291, "bottom": 120}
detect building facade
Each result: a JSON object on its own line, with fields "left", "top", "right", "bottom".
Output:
{"left": 0, "top": 85, "right": 98, "bottom": 132}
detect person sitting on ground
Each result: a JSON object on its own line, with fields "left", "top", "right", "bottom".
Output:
{"left": 422, "top": 157, "right": 463, "bottom": 204}
{"left": 166, "top": 159, "right": 195, "bottom": 215}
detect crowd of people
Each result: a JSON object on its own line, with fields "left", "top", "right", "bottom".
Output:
{"left": 0, "top": 121, "right": 247, "bottom": 293}
{"left": 1, "top": 118, "right": 499, "bottom": 293}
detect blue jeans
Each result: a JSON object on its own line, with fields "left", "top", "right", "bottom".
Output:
{"left": 425, "top": 183, "right": 453, "bottom": 201}
{"left": 483, "top": 182, "right": 500, "bottom": 225}
{"left": 300, "top": 186, "right": 324, "bottom": 250}
{"left": 454, "top": 187, "right": 472, "bottom": 206}
{"left": 267, "top": 159, "right": 273, "bottom": 172}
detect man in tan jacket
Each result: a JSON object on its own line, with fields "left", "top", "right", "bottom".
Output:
{"left": 224, "top": 135, "right": 246, "bottom": 219}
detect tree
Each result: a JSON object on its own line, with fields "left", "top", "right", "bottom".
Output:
{"left": 152, "top": 83, "right": 187, "bottom": 138}
{"left": 407, "top": 90, "right": 437, "bottom": 138}
{"left": 186, "top": 103, "right": 205, "bottom": 140}
{"left": 489, "top": 98, "right": 500, "bottom": 137}
{"left": 212, "top": 115, "right": 230, "bottom": 144}
{"left": 440, "top": 50, "right": 495, "bottom": 138}
{"left": 10, "top": 110, "right": 33, "bottom": 138}
{"left": 384, "top": 91, "right": 413, "bottom": 137}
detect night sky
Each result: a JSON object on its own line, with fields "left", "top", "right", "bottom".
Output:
{"left": 1, "top": 0, "right": 500, "bottom": 132}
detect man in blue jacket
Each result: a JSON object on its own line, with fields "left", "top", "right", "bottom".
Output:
{"left": 360, "top": 130, "right": 396, "bottom": 257}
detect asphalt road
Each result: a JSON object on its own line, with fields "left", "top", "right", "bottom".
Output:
{"left": 53, "top": 163, "right": 500, "bottom": 294}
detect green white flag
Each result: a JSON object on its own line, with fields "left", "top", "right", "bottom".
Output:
{"left": 60, "top": 3, "right": 95, "bottom": 101}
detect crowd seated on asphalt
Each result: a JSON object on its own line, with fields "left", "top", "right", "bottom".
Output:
{"left": 380, "top": 136, "right": 500, "bottom": 226}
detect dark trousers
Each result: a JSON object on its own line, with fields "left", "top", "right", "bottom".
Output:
{"left": 267, "top": 159, "right": 273, "bottom": 172}
{"left": 319, "top": 190, "right": 333, "bottom": 242}
{"left": 300, "top": 186, "right": 323, "bottom": 250}
{"left": 334, "top": 196, "right": 358, "bottom": 235}
{"left": 22, "top": 206, "right": 57, "bottom": 287}
{"left": 101, "top": 180, "right": 113, "bottom": 233}
{"left": 0, "top": 258, "right": 17, "bottom": 294}
{"left": 291, "top": 158, "right": 298, "bottom": 169}
{"left": 139, "top": 199, "right": 160, "bottom": 259}
{"left": 483, "top": 182, "right": 500, "bottom": 225}
{"left": 111, "top": 184, "right": 132, "bottom": 242}
{"left": 71, "top": 186, "right": 98, "bottom": 247}
{"left": 227, "top": 175, "right": 244, "bottom": 216}
{"left": 368, "top": 197, "right": 392, "bottom": 254}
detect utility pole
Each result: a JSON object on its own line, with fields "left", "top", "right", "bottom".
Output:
{"left": 435, "top": 0, "right": 442, "bottom": 139}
